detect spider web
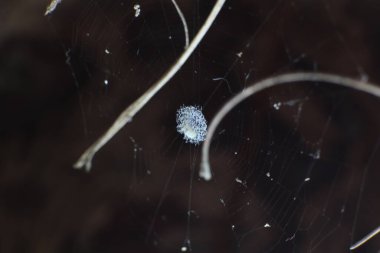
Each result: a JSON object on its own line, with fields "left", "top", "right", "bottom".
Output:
{"left": 1, "top": 0, "right": 380, "bottom": 252}
{"left": 49, "top": 0, "right": 380, "bottom": 252}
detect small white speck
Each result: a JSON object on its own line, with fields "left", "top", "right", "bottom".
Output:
{"left": 266, "top": 172, "right": 270, "bottom": 177}
{"left": 234, "top": 151, "right": 238, "bottom": 155}
{"left": 264, "top": 223, "right": 271, "bottom": 228}
{"left": 311, "top": 149, "right": 321, "bottom": 159}
{"left": 45, "top": 0, "right": 62, "bottom": 16}
{"left": 236, "top": 52, "right": 243, "bottom": 58}
{"left": 105, "top": 49, "right": 110, "bottom": 54}
{"left": 134, "top": 4, "right": 141, "bottom": 17}
{"left": 273, "top": 102, "right": 282, "bottom": 110}
{"left": 168, "top": 35, "right": 172, "bottom": 40}
{"left": 232, "top": 225, "right": 235, "bottom": 230}
{"left": 181, "top": 246, "right": 187, "bottom": 252}
{"left": 104, "top": 80, "right": 109, "bottom": 85}
{"left": 304, "top": 177, "right": 310, "bottom": 182}
{"left": 220, "top": 198, "right": 226, "bottom": 206}
{"left": 235, "top": 178, "right": 247, "bottom": 188}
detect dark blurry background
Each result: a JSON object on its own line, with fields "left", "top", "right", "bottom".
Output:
{"left": 1, "top": 0, "right": 380, "bottom": 252}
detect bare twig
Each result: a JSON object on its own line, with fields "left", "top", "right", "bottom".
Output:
{"left": 350, "top": 226, "right": 380, "bottom": 250}
{"left": 170, "top": 0, "right": 189, "bottom": 48}
{"left": 200, "top": 72, "right": 380, "bottom": 180}
{"left": 74, "top": 0, "right": 226, "bottom": 171}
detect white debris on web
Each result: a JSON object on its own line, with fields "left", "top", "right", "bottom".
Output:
{"left": 134, "top": 4, "right": 141, "bottom": 17}
{"left": 44, "top": 0, "right": 62, "bottom": 16}
{"left": 176, "top": 105, "right": 207, "bottom": 145}
{"left": 273, "top": 102, "right": 282, "bottom": 110}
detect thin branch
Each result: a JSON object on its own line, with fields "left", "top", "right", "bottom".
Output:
{"left": 74, "top": 0, "right": 226, "bottom": 171}
{"left": 200, "top": 72, "right": 380, "bottom": 180}
{"left": 350, "top": 226, "right": 380, "bottom": 250}
{"left": 170, "top": 0, "right": 189, "bottom": 48}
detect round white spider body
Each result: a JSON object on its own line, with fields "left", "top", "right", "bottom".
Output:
{"left": 176, "top": 105, "right": 207, "bottom": 145}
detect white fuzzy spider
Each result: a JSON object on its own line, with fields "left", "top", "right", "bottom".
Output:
{"left": 176, "top": 105, "right": 207, "bottom": 145}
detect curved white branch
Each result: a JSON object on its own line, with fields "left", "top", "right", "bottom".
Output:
{"left": 350, "top": 226, "right": 380, "bottom": 250}
{"left": 171, "top": 0, "right": 189, "bottom": 48}
{"left": 200, "top": 72, "right": 380, "bottom": 180}
{"left": 74, "top": 0, "right": 226, "bottom": 171}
